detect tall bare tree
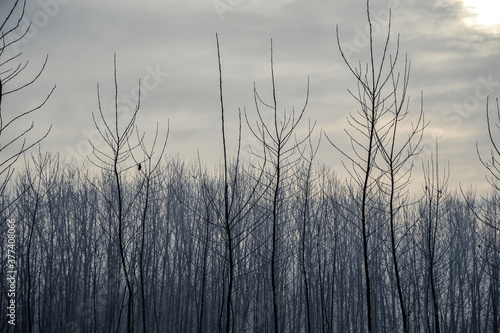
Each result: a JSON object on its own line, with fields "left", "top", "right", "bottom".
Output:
{"left": 88, "top": 54, "right": 141, "bottom": 332}
{"left": 129, "top": 122, "right": 168, "bottom": 333}
{"left": 421, "top": 142, "right": 449, "bottom": 333}
{"left": 0, "top": 0, "right": 54, "bottom": 213}
{"left": 374, "top": 40, "right": 426, "bottom": 333}
{"left": 475, "top": 96, "right": 500, "bottom": 333}
{"left": 296, "top": 126, "right": 320, "bottom": 333}
{"left": 246, "top": 39, "right": 311, "bottom": 333}
{"left": 329, "top": 0, "right": 413, "bottom": 330}
{"left": 213, "top": 33, "right": 268, "bottom": 333}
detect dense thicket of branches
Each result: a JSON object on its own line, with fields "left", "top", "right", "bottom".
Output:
{"left": 0, "top": 154, "right": 498, "bottom": 332}
{"left": 1, "top": 1, "right": 499, "bottom": 333}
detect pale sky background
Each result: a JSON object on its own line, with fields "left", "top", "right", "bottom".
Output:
{"left": 2, "top": 0, "right": 500, "bottom": 193}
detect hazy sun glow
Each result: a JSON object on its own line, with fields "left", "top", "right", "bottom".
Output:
{"left": 463, "top": 0, "right": 500, "bottom": 26}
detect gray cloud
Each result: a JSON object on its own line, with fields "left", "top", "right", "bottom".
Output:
{"left": 5, "top": 0, "right": 500, "bottom": 192}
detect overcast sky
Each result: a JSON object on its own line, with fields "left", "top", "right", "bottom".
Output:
{"left": 3, "top": 0, "right": 500, "bottom": 192}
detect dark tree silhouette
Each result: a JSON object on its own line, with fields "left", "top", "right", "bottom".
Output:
{"left": 0, "top": 0, "right": 54, "bottom": 214}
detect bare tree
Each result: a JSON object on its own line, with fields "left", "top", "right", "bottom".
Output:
{"left": 212, "top": 33, "right": 268, "bottom": 333}
{"left": 297, "top": 127, "right": 320, "bottom": 333}
{"left": 3, "top": 4, "right": 500, "bottom": 331}
{"left": 374, "top": 45, "right": 426, "bottom": 333}
{"left": 329, "top": 0, "right": 410, "bottom": 330}
{"left": 246, "top": 39, "right": 311, "bottom": 333}
{"left": 475, "top": 96, "right": 500, "bottom": 333}
{"left": 478, "top": 97, "right": 500, "bottom": 192}
{"left": 129, "top": 122, "right": 169, "bottom": 333}
{"left": 88, "top": 54, "right": 141, "bottom": 332}
{"left": 421, "top": 142, "right": 449, "bottom": 333}
{"left": 0, "top": 0, "right": 55, "bottom": 214}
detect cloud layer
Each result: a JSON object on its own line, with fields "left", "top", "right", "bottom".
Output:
{"left": 4, "top": 0, "right": 500, "bottom": 192}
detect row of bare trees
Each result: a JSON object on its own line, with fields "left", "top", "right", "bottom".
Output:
{"left": 1, "top": 0, "right": 499, "bottom": 332}
{"left": 1, "top": 150, "right": 499, "bottom": 333}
